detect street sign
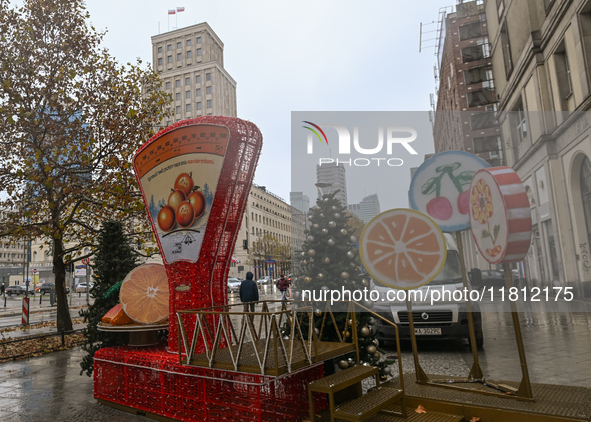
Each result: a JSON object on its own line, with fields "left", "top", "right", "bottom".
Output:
{"left": 265, "top": 260, "right": 275, "bottom": 264}
{"left": 33, "top": 269, "right": 38, "bottom": 275}
{"left": 82, "top": 257, "right": 90, "bottom": 265}
{"left": 75, "top": 268, "right": 86, "bottom": 276}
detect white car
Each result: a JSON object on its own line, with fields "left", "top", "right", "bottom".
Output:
{"left": 76, "top": 282, "right": 94, "bottom": 293}
{"left": 227, "top": 278, "right": 242, "bottom": 293}
{"left": 257, "top": 276, "right": 271, "bottom": 285}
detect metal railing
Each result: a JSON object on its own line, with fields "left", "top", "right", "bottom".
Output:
{"left": 176, "top": 299, "right": 404, "bottom": 390}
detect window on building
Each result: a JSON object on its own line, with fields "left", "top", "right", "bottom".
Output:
{"left": 196, "top": 75, "right": 201, "bottom": 83}
{"left": 473, "top": 135, "right": 500, "bottom": 153}
{"left": 196, "top": 88, "right": 201, "bottom": 96}
{"left": 187, "top": 50, "right": 192, "bottom": 59}
{"left": 500, "top": 22, "right": 513, "bottom": 77}
{"left": 206, "top": 73, "right": 211, "bottom": 81}
{"left": 580, "top": 156, "right": 591, "bottom": 247}
{"left": 186, "top": 91, "right": 191, "bottom": 99}
{"left": 206, "top": 86, "right": 212, "bottom": 94}
{"left": 464, "top": 67, "right": 488, "bottom": 85}
{"left": 158, "top": 58, "right": 163, "bottom": 66}
{"left": 167, "top": 44, "right": 172, "bottom": 51}
{"left": 176, "top": 106, "right": 181, "bottom": 114}
{"left": 459, "top": 22, "right": 483, "bottom": 40}
{"left": 165, "top": 81, "right": 171, "bottom": 90}
{"left": 197, "top": 37, "right": 202, "bottom": 43}
{"left": 466, "top": 88, "right": 493, "bottom": 107}
{"left": 186, "top": 39, "right": 192, "bottom": 46}
{"left": 461, "top": 45, "right": 485, "bottom": 62}
{"left": 177, "top": 53, "right": 182, "bottom": 61}
{"left": 158, "top": 46, "right": 163, "bottom": 53}
{"left": 175, "top": 79, "right": 181, "bottom": 87}
{"left": 514, "top": 100, "right": 527, "bottom": 142}
{"left": 470, "top": 112, "right": 497, "bottom": 130}
{"left": 167, "top": 56, "right": 172, "bottom": 64}
{"left": 196, "top": 102, "right": 202, "bottom": 110}
{"left": 186, "top": 104, "right": 191, "bottom": 112}
{"left": 554, "top": 41, "right": 573, "bottom": 104}
{"left": 197, "top": 48, "right": 202, "bottom": 56}
{"left": 175, "top": 92, "right": 181, "bottom": 101}
{"left": 177, "top": 42, "right": 182, "bottom": 49}
{"left": 207, "top": 100, "right": 212, "bottom": 108}
{"left": 185, "top": 77, "right": 190, "bottom": 85}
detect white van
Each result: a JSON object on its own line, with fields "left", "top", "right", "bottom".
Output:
{"left": 370, "top": 233, "right": 484, "bottom": 348}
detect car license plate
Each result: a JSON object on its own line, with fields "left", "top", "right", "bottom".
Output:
{"left": 414, "top": 328, "right": 441, "bottom": 335}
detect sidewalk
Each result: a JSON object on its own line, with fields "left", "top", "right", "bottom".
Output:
{"left": 0, "top": 346, "right": 142, "bottom": 421}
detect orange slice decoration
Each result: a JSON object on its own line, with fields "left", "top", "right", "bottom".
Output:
{"left": 120, "top": 263, "right": 169, "bottom": 324}
{"left": 360, "top": 209, "right": 447, "bottom": 290}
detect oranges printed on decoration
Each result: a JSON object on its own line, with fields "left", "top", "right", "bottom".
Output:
{"left": 469, "top": 167, "right": 532, "bottom": 264}
{"left": 359, "top": 208, "right": 447, "bottom": 290}
{"left": 409, "top": 151, "right": 490, "bottom": 232}
{"left": 120, "top": 263, "right": 169, "bottom": 324}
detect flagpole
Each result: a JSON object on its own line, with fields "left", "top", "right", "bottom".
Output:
{"left": 176, "top": 9, "right": 178, "bottom": 29}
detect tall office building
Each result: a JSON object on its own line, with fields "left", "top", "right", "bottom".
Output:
{"left": 151, "top": 23, "right": 237, "bottom": 124}
{"left": 316, "top": 163, "right": 347, "bottom": 207}
{"left": 348, "top": 194, "right": 380, "bottom": 224}
{"left": 290, "top": 192, "right": 310, "bottom": 214}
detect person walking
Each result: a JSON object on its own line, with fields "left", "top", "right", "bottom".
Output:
{"left": 276, "top": 274, "right": 290, "bottom": 301}
{"left": 0, "top": 283, "right": 4, "bottom": 297}
{"left": 239, "top": 271, "right": 259, "bottom": 313}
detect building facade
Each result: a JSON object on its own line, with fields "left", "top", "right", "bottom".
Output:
{"left": 151, "top": 22, "right": 237, "bottom": 124}
{"left": 290, "top": 191, "right": 310, "bottom": 214}
{"left": 228, "top": 185, "right": 306, "bottom": 280}
{"left": 432, "top": 1, "right": 505, "bottom": 274}
{"left": 483, "top": 0, "right": 591, "bottom": 296}
{"left": 316, "top": 162, "right": 348, "bottom": 207}
{"left": 348, "top": 194, "right": 381, "bottom": 224}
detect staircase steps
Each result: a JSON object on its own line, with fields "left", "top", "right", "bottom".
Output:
{"left": 333, "top": 387, "right": 404, "bottom": 421}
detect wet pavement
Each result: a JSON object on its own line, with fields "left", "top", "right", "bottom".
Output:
{"left": 0, "top": 290, "right": 588, "bottom": 421}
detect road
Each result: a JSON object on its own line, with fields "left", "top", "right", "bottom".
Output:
{"left": 0, "top": 292, "right": 94, "bottom": 329}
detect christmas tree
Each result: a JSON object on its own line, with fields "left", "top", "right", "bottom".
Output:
{"left": 292, "top": 191, "right": 387, "bottom": 372}
{"left": 79, "top": 220, "right": 139, "bottom": 376}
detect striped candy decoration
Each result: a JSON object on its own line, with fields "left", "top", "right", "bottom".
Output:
{"left": 469, "top": 166, "right": 532, "bottom": 264}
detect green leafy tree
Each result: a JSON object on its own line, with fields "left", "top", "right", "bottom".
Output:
{"left": 293, "top": 192, "right": 385, "bottom": 369}
{"left": 79, "top": 221, "right": 138, "bottom": 377}
{"left": 249, "top": 234, "right": 292, "bottom": 278}
{"left": 0, "top": 0, "right": 170, "bottom": 331}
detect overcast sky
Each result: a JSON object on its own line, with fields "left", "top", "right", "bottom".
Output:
{"left": 81, "top": 1, "right": 445, "bottom": 204}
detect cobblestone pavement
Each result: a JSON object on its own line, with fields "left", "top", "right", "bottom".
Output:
{"left": 0, "top": 292, "right": 589, "bottom": 421}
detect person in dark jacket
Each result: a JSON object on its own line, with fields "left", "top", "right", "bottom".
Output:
{"left": 239, "top": 271, "right": 259, "bottom": 312}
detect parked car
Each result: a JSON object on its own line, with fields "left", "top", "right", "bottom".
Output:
{"left": 5, "top": 285, "right": 35, "bottom": 296}
{"left": 257, "top": 276, "right": 271, "bottom": 285}
{"left": 477, "top": 269, "right": 521, "bottom": 289}
{"left": 76, "top": 282, "right": 94, "bottom": 293}
{"left": 371, "top": 233, "right": 484, "bottom": 349}
{"left": 227, "top": 277, "right": 242, "bottom": 293}
{"left": 38, "top": 283, "right": 70, "bottom": 295}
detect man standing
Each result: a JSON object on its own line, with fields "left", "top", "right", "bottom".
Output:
{"left": 276, "top": 274, "right": 290, "bottom": 301}
{"left": 0, "top": 283, "right": 4, "bottom": 297}
{"left": 239, "top": 271, "right": 259, "bottom": 312}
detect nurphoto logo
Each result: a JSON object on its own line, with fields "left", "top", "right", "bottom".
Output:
{"left": 302, "top": 121, "right": 419, "bottom": 167}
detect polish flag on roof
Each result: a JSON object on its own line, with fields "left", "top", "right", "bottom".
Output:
{"left": 231, "top": 257, "right": 240, "bottom": 263}
{"left": 168, "top": 9, "right": 176, "bottom": 15}
{"left": 176, "top": 7, "right": 185, "bottom": 12}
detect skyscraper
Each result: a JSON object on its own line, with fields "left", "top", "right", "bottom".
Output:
{"left": 348, "top": 194, "right": 380, "bottom": 224}
{"left": 316, "top": 162, "right": 347, "bottom": 207}
{"left": 151, "top": 22, "right": 237, "bottom": 124}
{"left": 290, "top": 192, "right": 310, "bottom": 214}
